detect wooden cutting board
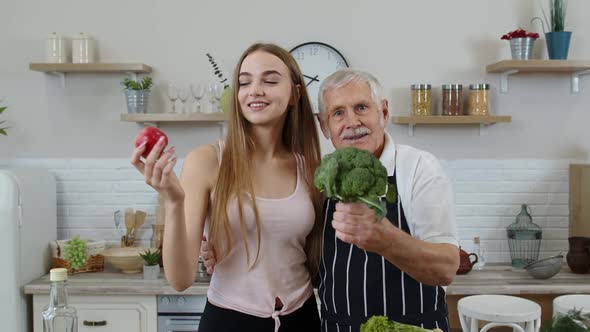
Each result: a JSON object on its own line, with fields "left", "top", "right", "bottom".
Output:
{"left": 570, "top": 164, "right": 590, "bottom": 237}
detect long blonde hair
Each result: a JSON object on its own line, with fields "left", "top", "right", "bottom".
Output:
{"left": 209, "top": 43, "right": 323, "bottom": 275}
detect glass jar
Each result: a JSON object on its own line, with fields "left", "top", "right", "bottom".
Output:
{"left": 506, "top": 204, "right": 542, "bottom": 268}
{"left": 411, "top": 84, "right": 432, "bottom": 116}
{"left": 442, "top": 84, "right": 463, "bottom": 116}
{"left": 468, "top": 84, "right": 490, "bottom": 116}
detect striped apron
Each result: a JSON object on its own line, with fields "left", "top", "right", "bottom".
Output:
{"left": 318, "top": 172, "right": 450, "bottom": 332}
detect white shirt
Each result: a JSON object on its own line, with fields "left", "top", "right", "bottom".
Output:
{"left": 380, "top": 132, "right": 459, "bottom": 247}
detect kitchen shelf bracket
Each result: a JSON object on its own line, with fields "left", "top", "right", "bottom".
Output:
{"left": 48, "top": 72, "right": 67, "bottom": 88}
{"left": 407, "top": 123, "right": 415, "bottom": 137}
{"left": 571, "top": 70, "right": 590, "bottom": 93}
{"left": 125, "top": 72, "right": 138, "bottom": 81}
{"left": 219, "top": 122, "right": 227, "bottom": 140}
{"left": 479, "top": 123, "right": 489, "bottom": 136}
{"left": 500, "top": 70, "right": 519, "bottom": 94}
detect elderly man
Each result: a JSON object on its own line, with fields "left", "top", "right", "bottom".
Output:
{"left": 201, "top": 69, "right": 459, "bottom": 332}
{"left": 316, "top": 69, "right": 459, "bottom": 332}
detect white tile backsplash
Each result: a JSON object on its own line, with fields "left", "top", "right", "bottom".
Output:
{"left": 1, "top": 158, "right": 575, "bottom": 263}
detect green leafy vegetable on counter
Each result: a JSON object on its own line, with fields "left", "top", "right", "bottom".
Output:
{"left": 361, "top": 316, "right": 442, "bottom": 332}
{"left": 314, "top": 147, "right": 396, "bottom": 220}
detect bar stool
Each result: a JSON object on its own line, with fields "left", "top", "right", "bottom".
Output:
{"left": 553, "top": 294, "right": 590, "bottom": 318}
{"left": 458, "top": 295, "right": 541, "bottom": 332}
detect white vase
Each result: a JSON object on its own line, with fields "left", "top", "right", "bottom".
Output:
{"left": 143, "top": 264, "right": 160, "bottom": 280}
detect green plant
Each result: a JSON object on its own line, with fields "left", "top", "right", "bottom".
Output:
{"left": 533, "top": 0, "right": 568, "bottom": 33}
{"left": 0, "top": 103, "right": 8, "bottom": 136}
{"left": 63, "top": 236, "right": 88, "bottom": 270}
{"left": 361, "top": 315, "right": 442, "bottom": 332}
{"left": 140, "top": 249, "right": 161, "bottom": 266}
{"left": 122, "top": 76, "right": 153, "bottom": 90}
{"left": 541, "top": 308, "right": 590, "bottom": 332}
{"left": 206, "top": 53, "right": 229, "bottom": 89}
{"left": 314, "top": 147, "right": 397, "bottom": 220}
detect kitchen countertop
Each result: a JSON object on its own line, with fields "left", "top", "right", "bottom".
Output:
{"left": 24, "top": 264, "right": 590, "bottom": 296}
{"left": 24, "top": 270, "right": 211, "bottom": 296}
{"left": 446, "top": 264, "right": 590, "bottom": 295}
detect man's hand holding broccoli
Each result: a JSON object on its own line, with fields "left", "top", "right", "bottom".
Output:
{"left": 314, "top": 147, "right": 398, "bottom": 253}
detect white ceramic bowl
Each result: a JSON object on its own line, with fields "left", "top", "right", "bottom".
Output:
{"left": 101, "top": 247, "right": 152, "bottom": 274}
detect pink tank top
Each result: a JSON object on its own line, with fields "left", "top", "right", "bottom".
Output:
{"left": 205, "top": 142, "right": 315, "bottom": 331}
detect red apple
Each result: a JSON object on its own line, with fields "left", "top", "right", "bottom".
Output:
{"left": 134, "top": 126, "right": 168, "bottom": 158}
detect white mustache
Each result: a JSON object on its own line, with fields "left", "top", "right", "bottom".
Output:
{"left": 340, "top": 127, "right": 372, "bottom": 140}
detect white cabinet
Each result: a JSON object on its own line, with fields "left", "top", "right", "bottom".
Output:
{"left": 33, "top": 294, "right": 157, "bottom": 332}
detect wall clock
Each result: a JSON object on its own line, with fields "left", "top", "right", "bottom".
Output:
{"left": 289, "top": 42, "right": 349, "bottom": 114}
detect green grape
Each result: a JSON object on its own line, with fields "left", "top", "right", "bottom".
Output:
{"left": 63, "top": 235, "right": 88, "bottom": 270}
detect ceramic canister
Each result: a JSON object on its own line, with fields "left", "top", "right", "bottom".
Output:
{"left": 72, "top": 33, "right": 95, "bottom": 63}
{"left": 45, "top": 32, "right": 67, "bottom": 63}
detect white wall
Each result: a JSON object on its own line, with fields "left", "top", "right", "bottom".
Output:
{"left": 0, "top": 158, "right": 573, "bottom": 263}
{"left": 0, "top": 0, "right": 589, "bottom": 159}
{"left": 1, "top": 0, "right": 589, "bottom": 263}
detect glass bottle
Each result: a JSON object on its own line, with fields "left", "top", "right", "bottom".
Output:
{"left": 43, "top": 268, "right": 78, "bottom": 332}
{"left": 472, "top": 237, "right": 487, "bottom": 270}
{"left": 506, "top": 204, "right": 542, "bottom": 268}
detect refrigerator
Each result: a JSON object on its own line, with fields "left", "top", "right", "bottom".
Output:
{"left": 0, "top": 168, "right": 57, "bottom": 332}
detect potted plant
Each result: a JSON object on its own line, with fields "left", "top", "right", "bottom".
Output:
{"left": 139, "top": 248, "right": 161, "bottom": 280}
{"left": 122, "top": 76, "right": 153, "bottom": 114}
{"left": 541, "top": 308, "right": 590, "bottom": 331}
{"left": 0, "top": 100, "right": 9, "bottom": 136}
{"left": 206, "top": 53, "right": 232, "bottom": 113}
{"left": 501, "top": 28, "right": 540, "bottom": 60}
{"left": 532, "top": 0, "right": 571, "bottom": 59}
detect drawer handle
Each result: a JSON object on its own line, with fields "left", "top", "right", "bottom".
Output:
{"left": 83, "top": 320, "right": 107, "bottom": 327}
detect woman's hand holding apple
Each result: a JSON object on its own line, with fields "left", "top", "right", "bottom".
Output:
{"left": 130, "top": 127, "right": 184, "bottom": 203}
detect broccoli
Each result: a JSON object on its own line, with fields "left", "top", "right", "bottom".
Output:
{"left": 360, "top": 316, "right": 443, "bottom": 332}
{"left": 314, "top": 147, "right": 396, "bottom": 220}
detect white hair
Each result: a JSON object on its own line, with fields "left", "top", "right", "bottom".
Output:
{"left": 318, "top": 68, "right": 385, "bottom": 125}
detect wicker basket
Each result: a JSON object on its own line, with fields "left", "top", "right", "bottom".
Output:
{"left": 51, "top": 239, "right": 106, "bottom": 274}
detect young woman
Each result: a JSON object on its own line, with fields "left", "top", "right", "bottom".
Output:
{"left": 130, "top": 43, "right": 323, "bottom": 332}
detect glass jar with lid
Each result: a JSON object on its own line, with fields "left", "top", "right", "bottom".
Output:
{"left": 442, "top": 84, "right": 463, "bottom": 116}
{"left": 411, "top": 84, "right": 432, "bottom": 116}
{"left": 468, "top": 84, "right": 490, "bottom": 116}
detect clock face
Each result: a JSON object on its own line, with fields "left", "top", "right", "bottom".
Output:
{"left": 289, "top": 42, "right": 349, "bottom": 114}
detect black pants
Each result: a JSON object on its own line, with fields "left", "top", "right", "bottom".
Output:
{"left": 198, "top": 295, "right": 320, "bottom": 332}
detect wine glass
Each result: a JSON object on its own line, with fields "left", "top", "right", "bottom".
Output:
{"left": 213, "top": 84, "right": 224, "bottom": 113}
{"left": 167, "top": 84, "right": 178, "bottom": 113}
{"left": 204, "top": 84, "right": 215, "bottom": 114}
{"left": 191, "top": 83, "right": 205, "bottom": 113}
{"left": 178, "top": 86, "right": 189, "bottom": 113}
